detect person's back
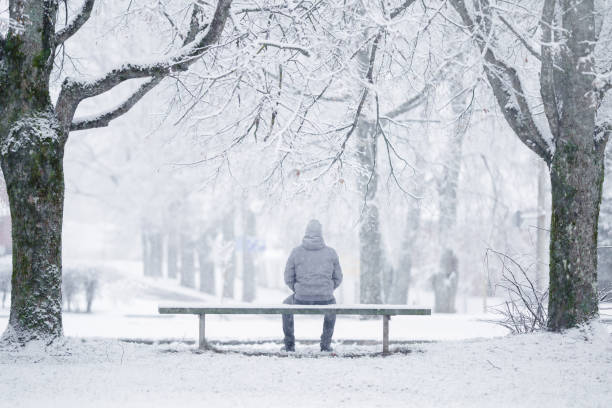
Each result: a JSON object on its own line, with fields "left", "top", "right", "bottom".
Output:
{"left": 285, "top": 221, "right": 342, "bottom": 302}
{"left": 282, "top": 219, "right": 342, "bottom": 352}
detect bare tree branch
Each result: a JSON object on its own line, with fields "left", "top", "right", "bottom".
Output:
{"left": 498, "top": 14, "right": 541, "bottom": 61}
{"left": 257, "top": 41, "right": 310, "bottom": 57}
{"left": 316, "top": 29, "right": 383, "bottom": 179}
{"left": 57, "top": 0, "right": 233, "bottom": 132}
{"left": 70, "top": 76, "right": 163, "bottom": 131}
{"left": 55, "top": 0, "right": 96, "bottom": 45}
{"left": 539, "top": 0, "right": 561, "bottom": 140}
{"left": 449, "top": 0, "right": 552, "bottom": 165}
{"left": 390, "top": 0, "right": 418, "bottom": 19}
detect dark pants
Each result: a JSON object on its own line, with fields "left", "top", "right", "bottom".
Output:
{"left": 282, "top": 294, "right": 336, "bottom": 349}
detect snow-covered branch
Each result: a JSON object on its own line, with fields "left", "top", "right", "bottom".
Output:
{"left": 70, "top": 76, "right": 163, "bottom": 131}
{"left": 449, "top": 0, "right": 552, "bottom": 165}
{"left": 55, "top": 0, "right": 96, "bottom": 45}
{"left": 389, "top": 0, "right": 418, "bottom": 19}
{"left": 257, "top": 41, "right": 310, "bottom": 57}
{"left": 498, "top": 14, "right": 541, "bottom": 61}
{"left": 324, "top": 30, "right": 383, "bottom": 173}
{"left": 56, "top": 0, "right": 233, "bottom": 130}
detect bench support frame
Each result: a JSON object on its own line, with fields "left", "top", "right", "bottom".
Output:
{"left": 383, "top": 315, "right": 390, "bottom": 354}
{"left": 199, "top": 314, "right": 207, "bottom": 349}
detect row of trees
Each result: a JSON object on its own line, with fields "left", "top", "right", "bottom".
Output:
{"left": 140, "top": 200, "right": 258, "bottom": 302}
{"left": 0, "top": 0, "right": 610, "bottom": 344}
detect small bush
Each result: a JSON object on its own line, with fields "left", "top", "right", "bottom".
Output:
{"left": 485, "top": 249, "right": 548, "bottom": 334}
{"left": 62, "top": 267, "right": 100, "bottom": 313}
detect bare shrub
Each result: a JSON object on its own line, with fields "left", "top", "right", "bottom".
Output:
{"left": 485, "top": 249, "right": 548, "bottom": 334}
{"left": 62, "top": 267, "right": 100, "bottom": 313}
{"left": 62, "top": 269, "right": 80, "bottom": 312}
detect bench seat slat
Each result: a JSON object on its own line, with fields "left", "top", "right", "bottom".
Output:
{"left": 158, "top": 305, "right": 431, "bottom": 316}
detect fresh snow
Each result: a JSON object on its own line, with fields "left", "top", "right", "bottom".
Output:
{"left": 0, "top": 323, "right": 610, "bottom": 408}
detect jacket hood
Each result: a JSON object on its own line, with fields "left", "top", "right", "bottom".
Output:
{"left": 302, "top": 219, "right": 325, "bottom": 250}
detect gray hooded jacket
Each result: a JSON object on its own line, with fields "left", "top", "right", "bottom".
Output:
{"left": 284, "top": 220, "right": 343, "bottom": 301}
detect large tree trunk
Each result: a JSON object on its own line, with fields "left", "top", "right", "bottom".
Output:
{"left": 0, "top": 113, "right": 65, "bottom": 342}
{"left": 544, "top": 0, "right": 604, "bottom": 330}
{"left": 548, "top": 142, "right": 604, "bottom": 329}
{"left": 0, "top": 0, "right": 64, "bottom": 342}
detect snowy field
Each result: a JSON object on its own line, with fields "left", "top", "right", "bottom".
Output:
{"left": 0, "top": 322, "right": 610, "bottom": 408}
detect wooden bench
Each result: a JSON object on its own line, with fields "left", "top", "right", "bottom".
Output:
{"left": 158, "top": 304, "right": 431, "bottom": 354}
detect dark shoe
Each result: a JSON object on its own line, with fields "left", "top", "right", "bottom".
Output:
{"left": 281, "top": 345, "right": 295, "bottom": 352}
{"left": 320, "top": 345, "right": 333, "bottom": 352}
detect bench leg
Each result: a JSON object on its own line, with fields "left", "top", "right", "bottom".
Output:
{"left": 199, "top": 314, "right": 206, "bottom": 350}
{"left": 383, "top": 315, "right": 390, "bottom": 354}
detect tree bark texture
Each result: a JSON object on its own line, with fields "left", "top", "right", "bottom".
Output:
{"left": 1, "top": 119, "right": 65, "bottom": 341}
{"left": 548, "top": 142, "right": 604, "bottom": 329}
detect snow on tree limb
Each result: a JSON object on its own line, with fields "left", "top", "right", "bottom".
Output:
{"left": 54, "top": 0, "right": 96, "bottom": 46}
{"left": 57, "top": 0, "right": 233, "bottom": 131}
{"left": 70, "top": 76, "right": 163, "bottom": 131}
{"left": 257, "top": 41, "right": 310, "bottom": 57}
{"left": 389, "top": 0, "right": 418, "bottom": 19}
{"left": 449, "top": 0, "right": 553, "bottom": 165}
{"left": 539, "top": 0, "right": 561, "bottom": 141}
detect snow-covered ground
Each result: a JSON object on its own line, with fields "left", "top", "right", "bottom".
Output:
{"left": 0, "top": 323, "right": 610, "bottom": 408}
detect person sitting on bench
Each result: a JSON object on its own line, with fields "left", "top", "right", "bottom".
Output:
{"left": 282, "top": 219, "right": 343, "bottom": 352}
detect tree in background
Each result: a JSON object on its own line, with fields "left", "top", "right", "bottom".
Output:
{"left": 241, "top": 201, "right": 257, "bottom": 302}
